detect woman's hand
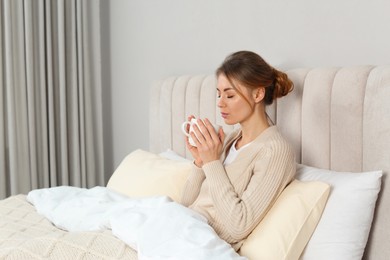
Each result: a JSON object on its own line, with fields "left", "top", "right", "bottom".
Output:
{"left": 190, "top": 118, "right": 225, "bottom": 165}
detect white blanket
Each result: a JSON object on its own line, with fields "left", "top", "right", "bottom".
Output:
{"left": 27, "top": 186, "right": 246, "bottom": 260}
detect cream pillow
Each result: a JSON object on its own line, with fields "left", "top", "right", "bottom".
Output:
{"left": 107, "top": 149, "right": 192, "bottom": 202}
{"left": 239, "top": 180, "right": 330, "bottom": 260}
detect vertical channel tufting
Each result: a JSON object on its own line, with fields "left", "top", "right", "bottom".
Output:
{"left": 301, "top": 67, "right": 339, "bottom": 169}
{"left": 330, "top": 66, "right": 373, "bottom": 172}
{"left": 149, "top": 79, "right": 162, "bottom": 153}
{"left": 363, "top": 66, "right": 390, "bottom": 171}
{"left": 279, "top": 68, "right": 310, "bottom": 163}
{"left": 185, "top": 75, "right": 205, "bottom": 118}
{"left": 159, "top": 77, "right": 177, "bottom": 154}
{"left": 199, "top": 76, "right": 217, "bottom": 122}
{"left": 184, "top": 75, "right": 206, "bottom": 158}
{"left": 171, "top": 76, "right": 191, "bottom": 157}
{"left": 362, "top": 66, "right": 390, "bottom": 259}
{"left": 265, "top": 102, "right": 277, "bottom": 125}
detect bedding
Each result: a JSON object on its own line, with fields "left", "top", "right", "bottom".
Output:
{"left": 0, "top": 195, "right": 137, "bottom": 259}
{"left": 1, "top": 149, "right": 328, "bottom": 260}
{"left": 107, "top": 149, "right": 330, "bottom": 260}
{"left": 27, "top": 186, "right": 245, "bottom": 260}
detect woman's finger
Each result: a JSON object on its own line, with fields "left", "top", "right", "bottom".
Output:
{"left": 196, "top": 119, "right": 213, "bottom": 143}
{"left": 190, "top": 130, "right": 202, "bottom": 147}
{"left": 185, "top": 136, "right": 192, "bottom": 148}
{"left": 204, "top": 118, "right": 220, "bottom": 143}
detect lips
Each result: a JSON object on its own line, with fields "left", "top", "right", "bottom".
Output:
{"left": 221, "top": 112, "right": 228, "bottom": 118}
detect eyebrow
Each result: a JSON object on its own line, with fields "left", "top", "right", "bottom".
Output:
{"left": 216, "top": 88, "right": 234, "bottom": 92}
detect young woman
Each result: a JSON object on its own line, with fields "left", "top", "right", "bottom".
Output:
{"left": 181, "top": 50, "right": 296, "bottom": 251}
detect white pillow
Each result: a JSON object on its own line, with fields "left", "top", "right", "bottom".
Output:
{"left": 107, "top": 149, "right": 192, "bottom": 202}
{"left": 296, "top": 164, "right": 382, "bottom": 260}
{"left": 159, "top": 149, "right": 191, "bottom": 162}
{"left": 239, "top": 179, "right": 330, "bottom": 260}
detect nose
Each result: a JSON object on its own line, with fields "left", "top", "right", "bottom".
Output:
{"left": 217, "top": 97, "right": 225, "bottom": 108}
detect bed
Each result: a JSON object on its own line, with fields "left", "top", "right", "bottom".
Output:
{"left": 1, "top": 65, "right": 389, "bottom": 260}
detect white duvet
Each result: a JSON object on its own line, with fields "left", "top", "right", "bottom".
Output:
{"left": 27, "top": 186, "right": 246, "bottom": 260}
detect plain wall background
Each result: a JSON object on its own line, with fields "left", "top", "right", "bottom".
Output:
{"left": 101, "top": 0, "right": 390, "bottom": 178}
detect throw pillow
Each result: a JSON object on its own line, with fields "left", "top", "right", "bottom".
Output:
{"left": 107, "top": 149, "right": 192, "bottom": 202}
{"left": 239, "top": 179, "right": 330, "bottom": 260}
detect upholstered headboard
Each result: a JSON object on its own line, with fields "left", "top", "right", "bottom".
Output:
{"left": 150, "top": 66, "right": 390, "bottom": 259}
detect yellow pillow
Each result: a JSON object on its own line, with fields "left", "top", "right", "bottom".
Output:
{"left": 239, "top": 180, "right": 330, "bottom": 260}
{"left": 106, "top": 149, "right": 192, "bottom": 202}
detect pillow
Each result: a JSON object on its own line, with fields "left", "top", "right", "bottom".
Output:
{"left": 159, "top": 149, "right": 191, "bottom": 162}
{"left": 296, "top": 164, "right": 383, "bottom": 260}
{"left": 107, "top": 149, "right": 192, "bottom": 202}
{"left": 239, "top": 179, "right": 330, "bottom": 260}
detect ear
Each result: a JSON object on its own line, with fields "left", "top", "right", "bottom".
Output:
{"left": 253, "top": 87, "right": 265, "bottom": 103}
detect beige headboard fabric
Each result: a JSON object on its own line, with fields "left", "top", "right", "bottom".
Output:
{"left": 150, "top": 65, "right": 390, "bottom": 260}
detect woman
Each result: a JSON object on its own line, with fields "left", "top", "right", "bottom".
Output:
{"left": 181, "top": 50, "right": 296, "bottom": 251}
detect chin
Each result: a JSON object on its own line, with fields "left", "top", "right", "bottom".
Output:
{"left": 223, "top": 118, "right": 237, "bottom": 125}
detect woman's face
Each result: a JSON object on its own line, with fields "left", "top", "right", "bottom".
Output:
{"left": 216, "top": 74, "right": 255, "bottom": 125}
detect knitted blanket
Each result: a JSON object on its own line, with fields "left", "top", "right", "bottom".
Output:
{"left": 0, "top": 195, "right": 137, "bottom": 260}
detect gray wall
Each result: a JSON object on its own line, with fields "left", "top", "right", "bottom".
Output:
{"left": 101, "top": 0, "right": 390, "bottom": 176}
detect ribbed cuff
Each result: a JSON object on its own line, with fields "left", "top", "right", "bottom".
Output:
{"left": 202, "top": 160, "right": 230, "bottom": 187}
{"left": 189, "top": 163, "right": 206, "bottom": 182}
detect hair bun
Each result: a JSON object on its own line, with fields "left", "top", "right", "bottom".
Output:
{"left": 273, "top": 69, "right": 294, "bottom": 99}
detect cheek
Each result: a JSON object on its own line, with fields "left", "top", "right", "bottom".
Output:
{"left": 234, "top": 97, "right": 251, "bottom": 108}
{"left": 231, "top": 99, "right": 253, "bottom": 114}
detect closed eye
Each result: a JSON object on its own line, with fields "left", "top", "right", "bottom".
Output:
{"left": 217, "top": 88, "right": 235, "bottom": 99}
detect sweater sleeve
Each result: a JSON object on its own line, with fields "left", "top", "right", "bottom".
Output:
{"left": 180, "top": 164, "right": 206, "bottom": 207}
{"left": 202, "top": 144, "right": 295, "bottom": 241}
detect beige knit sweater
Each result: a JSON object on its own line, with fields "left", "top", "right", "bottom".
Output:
{"left": 181, "top": 126, "right": 296, "bottom": 250}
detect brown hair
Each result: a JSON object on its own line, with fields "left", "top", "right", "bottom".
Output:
{"left": 216, "top": 51, "right": 294, "bottom": 105}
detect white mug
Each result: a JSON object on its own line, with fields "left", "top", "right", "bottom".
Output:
{"left": 181, "top": 118, "right": 220, "bottom": 147}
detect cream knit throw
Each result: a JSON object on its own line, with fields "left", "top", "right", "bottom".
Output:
{"left": 0, "top": 195, "right": 137, "bottom": 260}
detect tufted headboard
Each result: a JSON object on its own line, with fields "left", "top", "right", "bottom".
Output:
{"left": 150, "top": 66, "right": 390, "bottom": 260}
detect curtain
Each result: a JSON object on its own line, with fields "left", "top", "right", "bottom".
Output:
{"left": 0, "top": 0, "right": 104, "bottom": 199}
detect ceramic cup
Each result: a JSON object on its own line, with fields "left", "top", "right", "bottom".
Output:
{"left": 181, "top": 118, "right": 220, "bottom": 147}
